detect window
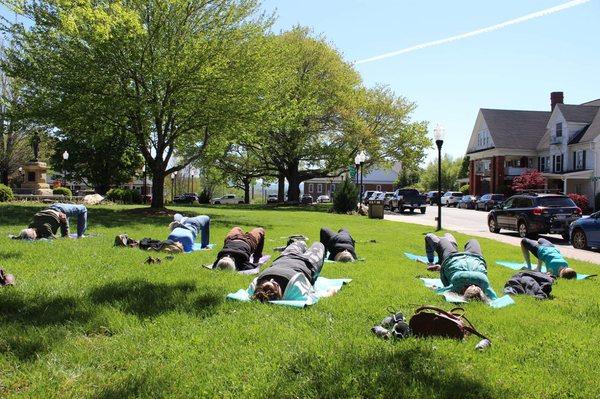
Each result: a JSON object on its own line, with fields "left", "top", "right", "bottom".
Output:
{"left": 502, "top": 198, "right": 514, "bottom": 209}
{"left": 331, "top": 183, "right": 336, "bottom": 192}
{"left": 308, "top": 183, "right": 314, "bottom": 192}
{"left": 556, "top": 122, "right": 563, "bottom": 137}
{"left": 575, "top": 150, "right": 586, "bottom": 170}
{"left": 317, "top": 184, "right": 322, "bottom": 193}
{"left": 554, "top": 154, "right": 563, "bottom": 173}
{"left": 376, "top": 185, "right": 382, "bottom": 191}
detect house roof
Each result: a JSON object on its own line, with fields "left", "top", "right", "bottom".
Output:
{"left": 556, "top": 104, "right": 599, "bottom": 124}
{"left": 480, "top": 109, "right": 551, "bottom": 150}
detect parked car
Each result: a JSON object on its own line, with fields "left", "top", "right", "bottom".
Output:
{"left": 301, "top": 194, "right": 313, "bottom": 204}
{"left": 458, "top": 195, "right": 478, "bottom": 209}
{"left": 390, "top": 188, "right": 427, "bottom": 214}
{"left": 487, "top": 194, "right": 581, "bottom": 239}
{"left": 317, "top": 195, "right": 331, "bottom": 203}
{"left": 383, "top": 192, "right": 395, "bottom": 209}
{"left": 476, "top": 194, "right": 506, "bottom": 211}
{"left": 361, "top": 190, "right": 377, "bottom": 204}
{"left": 425, "top": 190, "right": 445, "bottom": 205}
{"left": 174, "top": 192, "right": 199, "bottom": 204}
{"left": 569, "top": 211, "right": 600, "bottom": 249}
{"left": 440, "top": 191, "right": 464, "bottom": 207}
{"left": 211, "top": 194, "right": 244, "bottom": 205}
{"left": 267, "top": 194, "right": 278, "bottom": 204}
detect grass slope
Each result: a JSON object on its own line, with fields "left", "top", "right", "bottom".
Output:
{"left": 0, "top": 203, "right": 599, "bottom": 398}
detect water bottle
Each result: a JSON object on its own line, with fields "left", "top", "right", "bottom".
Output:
{"left": 475, "top": 339, "right": 491, "bottom": 351}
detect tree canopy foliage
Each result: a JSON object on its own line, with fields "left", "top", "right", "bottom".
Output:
{"left": 419, "top": 155, "right": 463, "bottom": 191}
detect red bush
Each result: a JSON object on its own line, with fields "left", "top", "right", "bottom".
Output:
{"left": 511, "top": 170, "right": 546, "bottom": 191}
{"left": 568, "top": 193, "right": 590, "bottom": 213}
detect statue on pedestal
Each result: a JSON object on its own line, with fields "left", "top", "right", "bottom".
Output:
{"left": 30, "top": 131, "right": 41, "bottom": 161}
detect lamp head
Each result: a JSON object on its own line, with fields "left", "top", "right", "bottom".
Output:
{"left": 62, "top": 150, "right": 69, "bottom": 160}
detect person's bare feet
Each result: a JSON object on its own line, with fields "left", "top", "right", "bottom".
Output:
{"left": 427, "top": 264, "right": 441, "bottom": 271}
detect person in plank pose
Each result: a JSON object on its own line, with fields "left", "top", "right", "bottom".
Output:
{"left": 520, "top": 238, "right": 576, "bottom": 279}
{"left": 319, "top": 227, "right": 357, "bottom": 262}
{"left": 167, "top": 213, "right": 210, "bottom": 253}
{"left": 425, "top": 232, "right": 498, "bottom": 302}
{"left": 213, "top": 227, "right": 265, "bottom": 271}
{"left": 17, "top": 203, "right": 87, "bottom": 240}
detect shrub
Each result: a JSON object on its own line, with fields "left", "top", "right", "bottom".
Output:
{"left": 106, "top": 188, "right": 141, "bottom": 204}
{"left": 332, "top": 179, "right": 358, "bottom": 214}
{"left": 568, "top": 193, "right": 590, "bottom": 213}
{"left": 459, "top": 184, "right": 469, "bottom": 194}
{"left": 0, "top": 184, "right": 14, "bottom": 202}
{"left": 512, "top": 170, "right": 545, "bottom": 191}
{"left": 53, "top": 187, "right": 72, "bottom": 198}
{"left": 198, "top": 189, "right": 211, "bottom": 204}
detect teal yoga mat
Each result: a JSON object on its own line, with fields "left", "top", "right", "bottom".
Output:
{"left": 227, "top": 277, "right": 352, "bottom": 308}
{"left": 404, "top": 252, "right": 438, "bottom": 264}
{"left": 496, "top": 261, "right": 594, "bottom": 281}
{"left": 191, "top": 243, "right": 215, "bottom": 252}
{"left": 418, "top": 278, "right": 515, "bottom": 308}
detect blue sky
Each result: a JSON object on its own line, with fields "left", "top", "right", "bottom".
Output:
{"left": 261, "top": 0, "right": 600, "bottom": 163}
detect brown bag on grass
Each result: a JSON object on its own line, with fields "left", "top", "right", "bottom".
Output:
{"left": 409, "top": 306, "right": 489, "bottom": 340}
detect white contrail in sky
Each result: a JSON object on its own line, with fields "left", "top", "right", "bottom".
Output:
{"left": 355, "top": 0, "right": 591, "bottom": 65}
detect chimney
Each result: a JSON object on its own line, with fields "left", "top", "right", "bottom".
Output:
{"left": 551, "top": 91, "right": 564, "bottom": 110}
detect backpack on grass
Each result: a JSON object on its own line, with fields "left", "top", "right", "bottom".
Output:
{"left": 409, "top": 306, "right": 489, "bottom": 341}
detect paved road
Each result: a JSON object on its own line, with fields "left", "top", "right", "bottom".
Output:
{"left": 384, "top": 205, "right": 600, "bottom": 264}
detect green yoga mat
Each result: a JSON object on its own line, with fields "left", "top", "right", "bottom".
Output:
{"left": 419, "top": 278, "right": 515, "bottom": 308}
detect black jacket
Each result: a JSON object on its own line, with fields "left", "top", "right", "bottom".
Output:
{"left": 325, "top": 231, "right": 356, "bottom": 260}
{"left": 503, "top": 271, "right": 555, "bottom": 299}
{"left": 214, "top": 239, "right": 256, "bottom": 271}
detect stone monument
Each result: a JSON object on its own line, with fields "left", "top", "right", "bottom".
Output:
{"left": 21, "top": 132, "right": 53, "bottom": 196}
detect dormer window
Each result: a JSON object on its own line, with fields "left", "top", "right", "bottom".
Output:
{"left": 556, "top": 122, "right": 563, "bottom": 137}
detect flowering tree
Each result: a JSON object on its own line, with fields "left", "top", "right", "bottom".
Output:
{"left": 568, "top": 193, "right": 590, "bottom": 213}
{"left": 512, "top": 170, "right": 546, "bottom": 191}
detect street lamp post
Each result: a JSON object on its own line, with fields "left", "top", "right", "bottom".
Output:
{"left": 358, "top": 151, "right": 367, "bottom": 203}
{"left": 142, "top": 164, "right": 147, "bottom": 201}
{"left": 171, "top": 173, "right": 176, "bottom": 202}
{"left": 62, "top": 150, "right": 69, "bottom": 188}
{"left": 434, "top": 124, "right": 445, "bottom": 231}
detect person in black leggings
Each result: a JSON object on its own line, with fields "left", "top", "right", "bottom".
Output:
{"left": 319, "top": 227, "right": 357, "bottom": 262}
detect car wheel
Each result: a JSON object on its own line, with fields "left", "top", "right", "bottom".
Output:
{"left": 518, "top": 221, "right": 529, "bottom": 238}
{"left": 572, "top": 229, "right": 588, "bottom": 250}
{"left": 214, "top": 201, "right": 220, "bottom": 205}
{"left": 488, "top": 217, "right": 500, "bottom": 233}
{"left": 409, "top": 208, "right": 415, "bottom": 213}
{"left": 238, "top": 201, "right": 244, "bottom": 204}
{"left": 420, "top": 207, "right": 426, "bottom": 214}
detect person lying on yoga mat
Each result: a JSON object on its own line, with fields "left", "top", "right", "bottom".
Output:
{"left": 425, "top": 232, "right": 498, "bottom": 302}
{"left": 520, "top": 238, "right": 576, "bottom": 279}
{"left": 213, "top": 227, "right": 265, "bottom": 271}
{"left": 17, "top": 203, "right": 87, "bottom": 240}
{"left": 251, "top": 239, "right": 333, "bottom": 302}
{"left": 320, "top": 227, "right": 357, "bottom": 262}
{"left": 167, "top": 213, "right": 210, "bottom": 253}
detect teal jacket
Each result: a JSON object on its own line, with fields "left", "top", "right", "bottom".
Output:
{"left": 437, "top": 252, "right": 498, "bottom": 300}
{"left": 537, "top": 246, "right": 568, "bottom": 276}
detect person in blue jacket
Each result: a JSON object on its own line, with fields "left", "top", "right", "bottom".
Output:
{"left": 425, "top": 232, "right": 498, "bottom": 302}
{"left": 48, "top": 203, "right": 88, "bottom": 237}
{"left": 250, "top": 239, "right": 333, "bottom": 302}
{"left": 520, "top": 238, "right": 576, "bottom": 279}
{"left": 167, "top": 213, "right": 210, "bottom": 253}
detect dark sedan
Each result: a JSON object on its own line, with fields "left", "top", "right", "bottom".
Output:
{"left": 570, "top": 211, "right": 600, "bottom": 250}
{"left": 476, "top": 194, "right": 506, "bottom": 211}
{"left": 458, "top": 195, "right": 478, "bottom": 209}
{"left": 173, "top": 192, "right": 199, "bottom": 204}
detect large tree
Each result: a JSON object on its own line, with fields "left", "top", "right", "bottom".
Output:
{"left": 3, "top": 0, "right": 268, "bottom": 207}
{"left": 419, "top": 154, "right": 463, "bottom": 191}
{"left": 249, "top": 29, "right": 430, "bottom": 202}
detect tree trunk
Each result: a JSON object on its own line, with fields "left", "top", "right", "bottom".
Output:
{"left": 243, "top": 178, "right": 250, "bottom": 204}
{"left": 1, "top": 170, "right": 8, "bottom": 186}
{"left": 287, "top": 171, "right": 301, "bottom": 203}
{"left": 277, "top": 172, "right": 285, "bottom": 202}
{"left": 151, "top": 172, "right": 165, "bottom": 208}
{"left": 94, "top": 184, "right": 110, "bottom": 195}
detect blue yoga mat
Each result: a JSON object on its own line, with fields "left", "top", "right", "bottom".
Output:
{"left": 404, "top": 252, "right": 438, "bottom": 264}
{"left": 418, "top": 278, "right": 515, "bottom": 308}
{"left": 496, "top": 261, "right": 593, "bottom": 281}
{"left": 191, "top": 243, "right": 215, "bottom": 252}
{"left": 227, "top": 277, "right": 352, "bottom": 308}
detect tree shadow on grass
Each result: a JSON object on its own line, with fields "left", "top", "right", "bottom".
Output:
{"left": 0, "top": 251, "right": 22, "bottom": 260}
{"left": 0, "top": 291, "right": 94, "bottom": 361}
{"left": 265, "top": 347, "right": 511, "bottom": 399}
{"left": 89, "top": 279, "right": 222, "bottom": 319}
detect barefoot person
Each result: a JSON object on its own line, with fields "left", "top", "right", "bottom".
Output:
{"left": 250, "top": 240, "right": 329, "bottom": 302}
{"left": 167, "top": 214, "right": 210, "bottom": 253}
{"left": 213, "top": 227, "right": 265, "bottom": 271}
{"left": 520, "top": 238, "right": 576, "bottom": 279}
{"left": 17, "top": 203, "right": 88, "bottom": 240}
{"left": 319, "top": 227, "right": 357, "bottom": 262}
{"left": 425, "top": 232, "right": 498, "bottom": 302}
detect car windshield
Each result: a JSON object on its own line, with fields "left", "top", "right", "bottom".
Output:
{"left": 491, "top": 195, "right": 504, "bottom": 200}
{"left": 536, "top": 197, "right": 576, "bottom": 207}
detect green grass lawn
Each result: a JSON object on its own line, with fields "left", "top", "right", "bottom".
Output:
{"left": 1, "top": 203, "right": 599, "bottom": 398}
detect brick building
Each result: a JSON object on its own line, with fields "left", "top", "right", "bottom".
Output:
{"left": 466, "top": 92, "right": 600, "bottom": 204}
{"left": 303, "top": 168, "right": 398, "bottom": 197}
